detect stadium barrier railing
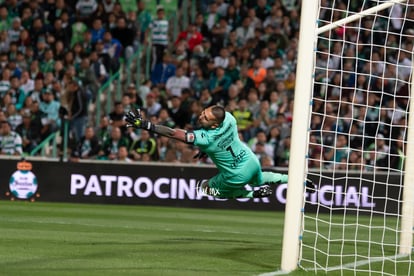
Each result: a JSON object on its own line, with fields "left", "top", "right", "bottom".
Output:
{"left": 29, "top": 131, "right": 59, "bottom": 158}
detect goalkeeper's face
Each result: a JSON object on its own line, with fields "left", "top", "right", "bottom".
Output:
{"left": 198, "top": 107, "right": 218, "bottom": 130}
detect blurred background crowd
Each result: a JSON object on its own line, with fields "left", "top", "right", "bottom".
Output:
{"left": 0, "top": 0, "right": 412, "bottom": 171}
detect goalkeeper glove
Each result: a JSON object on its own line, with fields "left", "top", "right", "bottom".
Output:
{"left": 305, "top": 179, "right": 317, "bottom": 194}
{"left": 125, "top": 109, "right": 154, "bottom": 131}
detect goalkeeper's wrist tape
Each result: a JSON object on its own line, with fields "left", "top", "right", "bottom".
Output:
{"left": 143, "top": 120, "right": 155, "bottom": 131}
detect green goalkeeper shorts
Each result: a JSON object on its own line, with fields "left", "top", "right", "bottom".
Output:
{"left": 207, "top": 157, "right": 263, "bottom": 199}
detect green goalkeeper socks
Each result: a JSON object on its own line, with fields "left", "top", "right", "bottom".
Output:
{"left": 261, "top": 172, "right": 288, "bottom": 185}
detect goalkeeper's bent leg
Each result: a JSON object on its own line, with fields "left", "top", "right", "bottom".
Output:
{"left": 258, "top": 171, "right": 288, "bottom": 186}
{"left": 198, "top": 179, "right": 255, "bottom": 199}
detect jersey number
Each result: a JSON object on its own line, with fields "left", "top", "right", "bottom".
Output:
{"left": 226, "top": 146, "right": 236, "bottom": 158}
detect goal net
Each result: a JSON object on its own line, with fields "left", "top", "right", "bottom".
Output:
{"left": 283, "top": 0, "right": 414, "bottom": 275}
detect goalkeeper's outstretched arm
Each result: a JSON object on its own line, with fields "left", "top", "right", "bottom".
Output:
{"left": 125, "top": 109, "right": 194, "bottom": 144}
{"left": 151, "top": 124, "right": 193, "bottom": 144}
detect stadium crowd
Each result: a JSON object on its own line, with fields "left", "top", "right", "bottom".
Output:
{"left": 0, "top": 0, "right": 412, "bottom": 172}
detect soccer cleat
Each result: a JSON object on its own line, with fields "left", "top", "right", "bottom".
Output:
{"left": 253, "top": 185, "right": 272, "bottom": 198}
{"left": 305, "top": 179, "right": 317, "bottom": 194}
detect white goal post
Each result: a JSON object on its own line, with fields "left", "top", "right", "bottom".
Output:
{"left": 282, "top": 0, "right": 414, "bottom": 273}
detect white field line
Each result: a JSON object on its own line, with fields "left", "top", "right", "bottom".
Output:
{"left": 257, "top": 254, "right": 410, "bottom": 276}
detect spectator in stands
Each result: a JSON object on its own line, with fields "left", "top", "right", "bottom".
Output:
{"left": 226, "top": 84, "right": 241, "bottom": 107}
{"left": 28, "top": 77, "right": 45, "bottom": 104}
{"left": 8, "top": 75, "right": 26, "bottom": 111}
{"left": 117, "top": 145, "right": 133, "bottom": 162}
{"left": 97, "top": 0, "right": 112, "bottom": 16}
{"left": 190, "top": 65, "right": 209, "bottom": 99}
{"left": 15, "top": 109, "right": 39, "bottom": 154}
{"left": 129, "top": 130, "right": 158, "bottom": 161}
{"left": 95, "top": 115, "right": 111, "bottom": 146}
{"left": 0, "top": 120, "right": 22, "bottom": 156}
{"left": 254, "top": 0, "right": 271, "bottom": 22}
{"left": 233, "top": 98, "right": 253, "bottom": 141}
{"left": 135, "top": 0, "right": 152, "bottom": 44}
{"left": 225, "top": 56, "right": 240, "bottom": 83}
{"left": 125, "top": 83, "right": 143, "bottom": 108}
{"left": 204, "top": 2, "right": 221, "bottom": 31}
{"left": 369, "top": 133, "right": 391, "bottom": 169}
{"left": 187, "top": 100, "right": 203, "bottom": 129}
{"left": 210, "top": 17, "right": 231, "bottom": 55}
{"left": 71, "top": 16, "right": 88, "bottom": 48}
{"left": 145, "top": 92, "right": 162, "bottom": 117}
{"left": 275, "top": 134, "right": 291, "bottom": 167}
{"left": 273, "top": 56, "right": 290, "bottom": 82}
{"left": 171, "top": 40, "right": 188, "bottom": 65}
{"left": 121, "top": 93, "right": 136, "bottom": 114}
{"left": 100, "top": 31, "right": 122, "bottom": 71}
{"left": 89, "top": 50, "right": 108, "bottom": 84}
{"left": 5, "top": 102, "right": 21, "bottom": 130}
{"left": 150, "top": 5, "right": 169, "bottom": 68}
{"left": 169, "top": 96, "right": 190, "bottom": 129}
{"left": 111, "top": 16, "right": 136, "bottom": 60}
{"left": 165, "top": 66, "right": 190, "bottom": 98}
{"left": 0, "top": 30, "right": 10, "bottom": 53}
{"left": 249, "top": 129, "right": 274, "bottom": 159}
{"left": 0, "top": 5, "right": 11, "bottom": 32}
{"left": 39, "top": 49, "right": 55, "bottom": 73}
{"left": 98, "top": 126, "right": 129, "bottom": 160}
{"left": 27, "top": 98, "right": 49, "bottom": 139}
{"left": 77, "top": 58, "right": 98, "bottom": 100}
{"left": 0, "top": 91, "right": 10, "bottom": 112}
{"left": 259, "top": 47, "right": 274, "bottom": 69}
{"left": 151, "top": 53, "right": 176, "bottom": 90}
{"left": 0, "top": 67, "right": 10, "bottom": 98}
{"left": 194, "top": 13, "right": 210, "bottom": 40}
{"left": 214, "top": 47, "right": 230, "bottom": 69}
{"left": 67, "top": 79, "right": 89, "bottom": 143}
{"left": 76, "top": 0, "right": 98, "bottom": 25}
{"left": 215, "top": 0, "right": 229, "bottom": 17}
{"left": 175, "top": 22, "right": 203, "bottom": 53}
{"left": 199, "top": 88, "right": 213, "bottom": 108}
{"left": 39, "top": 88, "right": 61, "bottom": 135}
{"left": 47, "top": 0, "right": 71, "bottom": 24}
{"left": 90, "top": 18, "right": 105, "bottom": 45}
{"left": 70, "top": 125, "right": 100, "bottom": 161}
{"left": 247, "top": 57, "right": 267, "bottom": 88}
{"left": 8, "top": 17, "right": 23, "bottom": 43}
{"left": 261, "top": 69, "right": 277, "bottom": 96}
{"left": 20, "top": 71, "right": 34, "bottom": 95}
{"left": 260, "top": 154, "right": 274, "bottom": 167}
{"left": 209, "top": 66, "right": 231, "bottom": 105}
{"left": 323, "top": 134, "right": 350, "bottom": 168}
{"left": 51, "top": 18, "right": 71, "bottom": 50}
{"left": 253, "top": 141, "right": 271, "bottom": 165}
{"left": 232, "top": 0, "right": 248, "bottom": 22}
{"left": 257, "top": 99, "right": 274, "bottom": 130}
{"left": 236, "top": 65, "right": 254, "bottom": 98}
{"left": 235, "top": 17, "right": 255, "bottom": 46}
{"left": 108, "top": 101, "right": 125, "bottom": 129}
{"left": 157, "top": 135, "right": 171, "bottom": 161}
{"left": 226, "top": 5, "right": 240, "bottom": 30}
{"left": 28, "top": 1, "right": 45, "bottom": 21}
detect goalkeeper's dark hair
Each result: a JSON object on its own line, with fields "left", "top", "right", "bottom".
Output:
{"left": 211, "top": 105, "right": 225, "bottom": 124}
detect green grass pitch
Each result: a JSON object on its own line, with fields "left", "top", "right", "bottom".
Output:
{"left": 0, "top": 200, "right": 286, "bottom": 276}
{"left": 1, "top": 200, "right": 412, "bottom": 275}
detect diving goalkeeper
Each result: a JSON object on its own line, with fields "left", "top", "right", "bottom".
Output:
{"left": 125, "top": 105, "right": 315, "bottom": 199}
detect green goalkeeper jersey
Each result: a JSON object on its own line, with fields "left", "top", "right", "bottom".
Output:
{"left": 193, "top": 112, "right": 257, "bottom": 178}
